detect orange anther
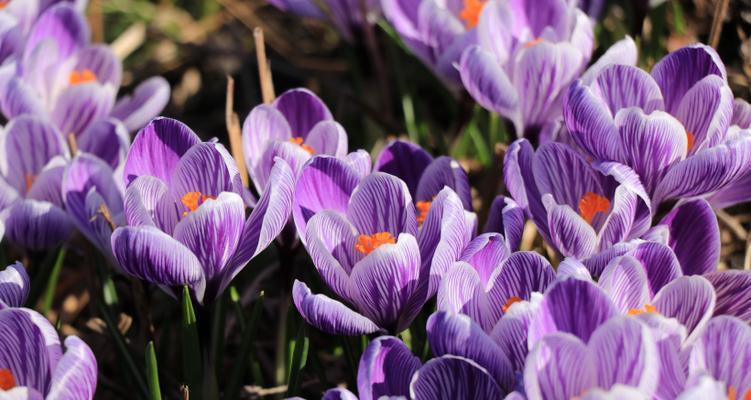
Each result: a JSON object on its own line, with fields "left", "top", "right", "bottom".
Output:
{"left": 0, "top": 368, "right": 15, "bottom": 390}
{"left": 686, "top": 131, "right": 695, "bottom": 152}
{"left": 24, "top": 173, "right": 36, "bottom": 194}
{"left": 524, "top": 37, "right": 544, "bottom": 48}
{"left": 355, "top": 232, "right": 396, "bottom": 255}
{"left": 502, "top": 296, "right": 523, "bottom": 313}
{"left": 459, "top": 0, "right": 486, "bottom": 29}
{"left": 416, "top": 201, "right": 432, "bottom": 226}
{"left": 69, "top": 69, "right": 97, "bottom": 85}
{"left": 288, "top": 137, "right": 315, "bottom": 155}
{"left": 181, "top": 191, "right": 216, "bottom": 216}
{"left": 578, "top": 192, "right": 611, "bottom": 225}
{"left": 627, "top": 304, "right": 658, "bottom": 316}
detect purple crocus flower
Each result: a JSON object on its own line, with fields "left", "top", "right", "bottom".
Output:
{"left": 266, "top": 0, "right": 380, "bottom": 39}
{"left": 457, "top": 0, "right": 595, "bottom": 137}
{"left": 0, "top": 306, "right": 97, "bottom": 399}
{"left": 563, "top": 44, "right": 751, "bottom": 207}
{"left": 110, "top": 117, "right": 295, "bottom": 303}
{"left": 0, "top": 116, "right": 73, "bottom": 250}
{"left": 242, "top": 88, "right": 347, "bottom": 196}
{"left": 0, "top": 262, "right": 28, "bottom": 308}
{"left": 707, "top": 98, "right": 751, "bottom": 207}
{"left": 292, "top": 170, "right": 471, "bottom": 335}
{"left": 482, "top": 195, "right": 525, "bottom": 248}
{"left": 504, "top": 139, "right": 651, "bottom": 260}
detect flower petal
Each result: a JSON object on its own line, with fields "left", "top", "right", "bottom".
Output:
{"left": 688, "top": 316, "right": 751, "bottom": 395}
{"left": 628, "top": 242, "right": 683, "bottom": 296}
{"left": 0, "top": 262, "right": 29, "bottom": 307}
{"left": 544, "top": 196, "right": 597, "bottom": 259}
{"left": 410, "top": 355, "right": 505, "bottom": 399}
{"left": 488, "top": 251, "right": 555, "bottom": 321}
{"left": 110, "top": 76, "right": 170, "bottom": 132}
{"left": 170, "top": 142, "right": 241, "bottom": 201}
{"left": 75, "top": 44, "right": 121, "bottom": 87}
{"left": 653, "top": 276, "right": 715, "bottom": 342}
{"left": 51, "top": 83, "right": 115, "bottom": 137}
{"left": 0, "top": 308, "right": 58, "bottom": 394}
{"left": 304, "top": 120, "right": 348, "bottom": 158}
{"left": 597, "top": 256, "right": 650, "bottom": 313}
{"left": 2, "top": 115, "right": 67, "bottom": 193}
{"left": 347, "top": 172, "right": 417, "bottom": 237}
{"left": 291, "top": 279, "right": 380, "bottom": 336}
{"left": 76, "top": 118, "right": 129, "bottom": 169}
{"left": 674, "top": 75, "right": 733, "bottom": 152}
{"left": 25, "top": 3, "right": 88, "bottom": 62}
{"left": 304, "top": 210, "right": 359, "bottom": 301}
{"left": 524, "top": 332, "right": 597, "bottom": 400}
{"left": 374, "top": 139, "right": 433, "bottom": 196}
{"left": 458, "top": 45, "right": 518, "bottom": 118}
{"left": 3, "top": 199, "right": 72, "bottom": 250}
{"left": 659, "top": 199, "right": 720, "bottom": 276}
{"left": 704, "top": 270, "right": 751, "bottom": 323}
{"left": 272, "top": 88, "right": 332, "bottom": 137}
{"left": 46, "top": 336, "right": 97, "bottom": 400}
{"left": 415, "top": 156, "right": 472, "bottom": 210}
{"left": 358, "top": 336, "right": 421, "bottom": 400}
{"left": 483, "top": 196, "right": 525, "bottom": 251}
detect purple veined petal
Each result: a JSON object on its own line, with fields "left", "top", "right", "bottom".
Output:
{"left": 557, "top": 258, "right": 593, "bottom": 281}
{"left": 676, "top": 376, "right": 728, "bottom": 400}
{"left": 591, "top": 64, "right": 664, "bottom": 114}
{"left": 26, "top": 158, "right": 66, "bottom": 207}
{"left": 506, "top": 0, "right": 573, "bottom": 40}
{"left": 488, "top": 251, "right": 555, "bottom": 324}
{"left": 266, "top": 0, "right": 324, "bottom": 18}
{"left": 110, "top": 76, "right": 171, "bottom": 132}
{"left": 0, "top": 77, "right": 45, "bottom": 119}
{"left": 0, "top": 387, "right": 45, "bottom": 400}
{"left": 635, "top": 312, "right": 688, "bottom": 399}
{"left": 505, "top": 139, "right": 549, "bottom": 234}
{"left": 122, "top": 175, "right": 170, "bottom": 228}
{"left": 123, "top": 117, "right": 201, "bottom": 187}
{"left": 77, "top": 118, "right": 129, "bottom": 169}
{"left": 374, "top": 139, "right": 433, "bottom": 196}
{"left": 524, "top": 332, "right": 597, "bottom": 400}
{"left": 292, "top": 156, "right": 361, "bottom": 244}
{"left": 80, "top": 189, "right": 122, "bottom": 262}
{"left": 614, "top": 107, "right": 687, "bottom": 195}
{"left": 490, "top": 294, "right": 541, "bottom": 372}
{"left": 416, "top": 0, "right": 464, "bottom": 59}
{"left": 3, "top": 0, "right": 40, "bottom": 36}
{"left": 434, "top": 27, "right": 477, "bottom": 87}
{"left": 304, "top": 120, "right": 348, "bottom": 158}
{"left": 410, "top": 355, "right": 506, "bottom": 399}
{"left": 220, "top": 159, "right": 293, "bottom": 292}
{"left": 704, "top": 270, "right": 751, "bottom": 323}
{"left": 688, "top": 316, "right": 751, "bottom": 397}
{"left": 0, "top": 262, "right": 29, "bottom": 307}
{"left": 627, "top": 241, "right": 682, "bottom": 296}
{"left": 415, "top": 156, "right": 472, "bottom": 210}
{"left": 653, "top": 131, "right": 751, "bottom": 205}
{"left": 304, "top": 210, "right": 360, "bottom": 302}
{"left": 579, "top": 385, "right": 648, "bottom": 400}
{"left": 436, "top": 261, "right": 488, "bottom": 329}
{"left": 348, "top": 233, "right": 421, "bottom": 333}
{"left": 533, "top": 142, "right": 604, "bottom": 210}
{"left": 569, "top": 9, "right": 595, "bottom": 63}
{"left": 659, "top": 199, "right": 719, "bottom": 276}
{"left": 46, "top": 336, "right": 97, "bottom": 400}
{"left": 476, "top": 0, "right": 513, "bottom": 64}
{"left": 653, "top": 276, "right": 715, "bottom": 343}
{"left": 51, "top": 83, "right": 116, "bottom": 137}
{"left": 528, "top": 278, "right": 618, "bottom": 346}
{"left": 169, "top": 142, "right": 240, "bottom": 203}
{"left": 732, "top": 98, "right": 751, "bottom": 129}
{"left": 2, "top": 115, "right": 67, "bottom": 194}
{"left": 427, "top": 311, "right": 515, "bottom": 391}
{"left": 173, "top": 192, "right": 245, "bottom": 301}
{"left": 25, "top": 3, "right": 89, "bottom": 63}
{"left": 651, "top": 44, "right": 727, "bottom": 114}
{"left": 583, "top": 242, "right": 636, "bottom": 278}
{"left": 347, "top": 172, "right": 417, "bottom": 238}
{"left": 0, "top": 308, "right": 58, "bottom": 394}
{"left": 544, "top": 195, "right": 597, "bottom": 259}
{"left": 596, "top": 185, "right": 638, "bottom": 251}
{"left": 597, "top": 256, "right": 650, "bottom": 313}
{"left": 252, "top": 139, "right": 311, "bottom": 194}
{"left": 674, "top": 75, "right": 733, "bottom": 153}
{"left": 321, "top": 388, "right": 358, "bottom": 400}
{"left": 580, "top": 36, "right": 638, "bottom": 85}
{"left": 483, "top": 196, "right": 525, "bottom": 251}
{"left": 707, "top": 168, "right": 751, "bottom": 209}
{"left": 272, "top": 88, "right": 332, "bottom": 138}
{"left": 3, "top": 199, "right": 72, "bottom": 250}
{"left": 291, "top": 279, "right": 380, "bottom": 336}
{"left": 458, "top": 45, "right": 518, "bottom": 119}
{"left": 591, "top": 161, "right": 652, "bottom": 239}
{"left": 74, "top": 44, "right": 121, "bottom": 87}
{"left": 380, "top": 0, "right": 421, "bottom": 42}
{"left": 460, "top": 233, "right": 509, "bottom": 284}
{"left": 343, "top": 150, "right": 371, "bottom": 178}
{"left": 110, "top": 225, "right": 206, "bottom": 299}
{"left": 563, "top": 80, "right": 621, "bottom": 161}
{"left": 357, "top": 336, "right": 420, "bottom": 400}
{"left": 241, "top": 104, "right": 292, "bottom": 181}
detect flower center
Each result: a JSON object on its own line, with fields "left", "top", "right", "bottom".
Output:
{"left": 288, "top": 137, "right": 315, "bottom": 155}
{"left": 686, "top": 130, "right": 695, "bottom": 152}
{"left": 416, "top": 201, "right": 432, "bottom": 227}
{"left": 0, "top": 368, "right": 15, "bottom": 390}
{"left": 502, "top": 296, "right": 523, "bottom": 313}
{"left": 524, "top": 37, "right": 544, "bottom": 48}
{"left": 459, "top": 0, "right": 486, "bottom": 29}
{"left": 355, "top": 232, "right": 396, "bottom": 255}
{"left": 24, "top": 173, "right": 36, "bottom": 194}
{"left": 181, "top": 191, "right": 216, "bottom": 216}
{"left": 69, "top": 69, "right": 98, "bottom": 86}
{"left": 578, "top": 192, "right": 611, "bottom": 225}
{"left": 627, "top": 304, "right": 657, "bottom": 316}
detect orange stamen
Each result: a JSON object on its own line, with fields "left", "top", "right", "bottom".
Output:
{"left": 181, "top": 191, "right": 216, "bottom": 216}
{"left": 288, "top": 137, "right": 314, "bottom": 155}
{"left": 24, "top": 173, "right": 36, "bottom": 194}
{"left": 69, "top": 69, "right": 97, "bottom": 85}
{"left": 355, "top": 232, "right": 396, "bottom": 255}
{"left": 578, "top": 192, "right": 611, "bottom": 225}
{"left": 686, "top": 131, "right": 695, "bottom": 152}
{"left": 416, "top": 201, "right": 432, "bottom": 226}
{"left": 0, "top": 1, "right": 8, "bottom": 10}
{"left": 459, "top": 0, "right": 486, "bottom": 29}
{"left": 627, "top": 304, "right": 658, "bottom": 316}
{"left": 0, "top": 368, "right": 15, "bottom": 390}
{"left": 502, "top": 296, "right": 523, "bottom": 313}
{"left": 524, "top": 37, "right": 544, "bottom": 48}
{"left": 729, "top": 386, "right": 736, "bottom": 400}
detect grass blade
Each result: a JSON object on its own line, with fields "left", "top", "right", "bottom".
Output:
{"left": 286, "top": 323, "right": 309, "bottom": 397}
{"left": 145, "top": 341, "right": 162, "bottom": 400}
{"left": 41, "top": 246, "right": 67, "bottom": 316}
{"left": 225, "top": 290, "right": 265, "bottom": 400}
{"left": 98, "top": 301, "right": 149, "bottom": 399}
{"left": 181, "top": 286, "right": 202, "bottom": 399}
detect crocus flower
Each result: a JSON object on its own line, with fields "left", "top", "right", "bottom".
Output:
{"left": 0, "top": 306, "right": 97, "bottom": 399}
{"left": 482, "top": 195, "right": 524, "bottom": 248}
{"left": 266, "top": 0, "right": 380, "bottom": 40}
{"left": 563, "top": 43, "right": 751, "bottom": 207}
{"left": 504, "top": 139, "right": 651, "bottom": 260}
{"left": 292, "top": 171, "right": 471, "bottom": 335}
{"left": 707, "top": 98, "right": 751, "bottom": 207}
{"left": 242, "top": 88, "right": 347, "bottom": 196}
{"left": 0, "top": 116, "right": 73, "bottom": 250}
{"left": 0, "top": 262, "right": 28, "bottom": 308}
{"left": 0, "top": 3, "right": 169, "bottom": 146}
{"left": 110, "top": 117, "right": 295, "bottom": 303}
{"left": 457, "top": 0, "right": 594, "bottom": 137}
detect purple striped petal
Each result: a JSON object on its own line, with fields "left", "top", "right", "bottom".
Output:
{"left": 252, "top": 140, "right": 310, "bottom": 192}
{"left": 733, "top": 98, "right": 751, "bottom": 129}
{"left": 347, "top": 172, "right": 417, "bottom": 238}
{"left": 704, "top": 270, "right": 751, "bottom": 323}
{"left": 242, "top": 104, "right": 292, "bottom": 185}
{"left": 170, "top": 142, "right": 240, "bottom": 201}
{"left": 483, "top": 196, "right": 525, "bottom": 251}
{"left": 580, "top": 37, "right": 637, "bottom": 85}
{"left": 658, "top": 199, "right": 720, "bottom": 276}
{"left": 544, "top": 196, "right": 597, "bottom": 259}
{"left": 343, "top": 150, "right": 371, "bottom": 178}
{"left": 304, "top": 120, "right": 348, "bottom": 158}
{"left": 110, "top": 76, "right": 170, "bottom": 132}
{"left": 598, "top": 256, "right": 650, "bottom": 313}
{"left": 410, "top": 355, "right": 505, "bottom": 399}
{"left": 653, "top": 276, "right": 715, "bottom": 342}
{"left": 458, "top": 45, "right": 518, "bottom": 118}
{"left": 75, "top": 44, "right": 121, "bottom": 87}
{"left": 0, "top": 78, "right": 45, "bottom": 119}
{"left": 322, "top": 388, "right": 357, "bottom": 400}
{"left": 592, "top": 64, "right": 664, "bottom": 114}
{"left": 563, "top": 80, "right": 621, "bottom": 161}
{"left": 77, "top": 118, "right": 129, "bottom": 169}
{"left": 305, "top": 210, "right": 359, "bottom": 302}
{"left": 3, "top": 199, "right": 72, "bottom": 250}
{"left": 533, "top": 143, "right": 604, "bottom": 210}
{"left": 416, "top": 156, "right": 472, "bottom": 210}
{"left": 272, "top": 88, "right": 332, "bottom": 137}
{"left": 628, "top": 242, "right": 683, "bottom": 296}
{"left": 489, "top": 251, "right": 555, "bottom": 319}
{"left": 25, "top": 3, "right": 88, "bottom": 63}
{"left": 0, "top": 262, "right": 29, "bottom": 307}
{"left": 490, "top": 295, "right": 540, "bottom": 372}
{"left": 51, "top": 83, "right": 116, "bottom": 137}
{"left": 459, "top": 233, "right": 509, "bottom": 284}
{"left": 358, "top": 336, "right": 420, "bottom": 400}
{"left": 688, "top": 316, "right": 751, "bottom": 396}
{"left": 46, "top": 336, "right": 97, "bottom": 400}
{"left": 3, "top": 116, "right": 67, "bottom": 194}
{"left": 374, "top": 140, "right": 433, "bottom": 196}
{"left": 291, "top": 279, "right": 380, "bottom": 336}
{"left": 674, "top": 75, "right": 733, "bottom": 152}
{"left": 0, "top": 308, "right": 58, "bottom": 394}
{"left": 524, "top": 332, "right": 596, "bottom": 400}
{"left": 122, "top": 176, "right": 169, "bottom": 228}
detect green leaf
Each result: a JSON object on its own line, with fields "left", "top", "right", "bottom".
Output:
{"left": 145, "top": 341, "right": 162, "bottom": 400}
{"left": 41, "top": 246, "right": 67, "bottom": 316}
{"left": 286, "top": 323, "right": 309, "bottom": 397}
{"left": 181, "top": 286, "right": 202, "bottom": 400}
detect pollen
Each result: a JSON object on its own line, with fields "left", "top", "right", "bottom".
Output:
{"left": 459, "top": 0, "right": 486, "bottom": 29}
{"left": 24, "top": 173, "right": 36, "bottom": 194}
{"left": 69, "top": 69, "right": 98, "bottom": 85}
{"left": 627, "top": 304, "right": 657, "bottom": 316}
{"left": 524, "top": 37, "right": 544, "bottom": 48}
{"left": 288, "top": 137, "right": 315, "bottom": 155}
{"left": 686, "top": 131, "right": 695, "bottom": 152}
{"left": 578, "top": 192, "right": 611, "bottom": 225}
{"left": 181, "top": 191, "right": 216, "bottom": 216}
{"left": 416, "top": 201, "right": 432, "bottom": 226}
{"left": 502, "top": 296, "right": 523, "bottom": 313}
{"left": 0, "top": 368, "right": 15, "bottom": 390}
{"left": 355, "top": 232, "right": 396, "bottom": 255}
